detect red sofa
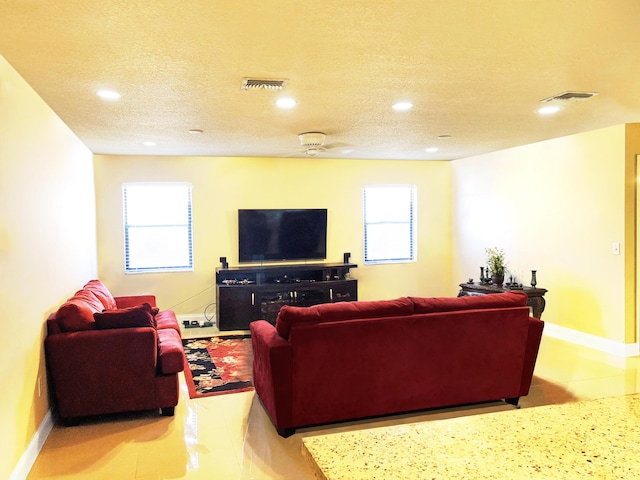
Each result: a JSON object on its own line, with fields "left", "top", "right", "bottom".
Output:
{"left": 45, "top": 280, "right": 184, "bottom": 424}
{"left": 250, "top": 291, "right": 544, "bottom": 436}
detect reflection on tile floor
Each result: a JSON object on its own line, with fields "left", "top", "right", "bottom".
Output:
{"left": 26, "top": 335, "right": 640, "bottom": 479}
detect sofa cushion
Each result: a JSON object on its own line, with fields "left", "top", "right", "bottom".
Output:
{"left": 93, "top": 303, "right": 156, "bottom": 330}
{"left": 55, "top": 301, "right": 98, "bottom": 332}
{"left": 155, "top": 309, "right": 180, "bottom": 333}
{"left": 114, "top": 294, "right": 157, "bottom": 309}
{"left": 84, "top": 279, "right": 117, "bottom": 310}
{"left": 410, "top": 291, "right": 528, "bottom": 314}
{"left": 275, "top": 297, "right": 414, "bottom": 339}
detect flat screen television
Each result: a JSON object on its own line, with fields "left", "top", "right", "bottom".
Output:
{"left": 238, "top": 209, "right": 327, "bottom": 263}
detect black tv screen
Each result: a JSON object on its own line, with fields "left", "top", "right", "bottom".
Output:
{"left": 238, "top": 209, "right": 328, "bottom": 263}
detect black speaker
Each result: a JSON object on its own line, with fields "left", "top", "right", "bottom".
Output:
{"left": 343, "top": 252, "right": 351, "bottom": 263}
{"left": 220, "top": 256, "right": 228, "bottom": 269}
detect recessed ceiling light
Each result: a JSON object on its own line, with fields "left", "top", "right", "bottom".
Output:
{"left": 537, "top": 105, "right": 561, "bottom": 115}
{"left": 425, "top": 147, "right": 438, "bottom": 153}
{"left": 392, "top": 101, "right": 413, "bottom": 111}
{"left": 276, "top": 98, "right": 297, "bottom": 109}
{"left": 142, "top": 141, "right": 156, "bottom": 146}
{"left": 188, "top": 129, "right": 203, "bottom": 134}
{"left": 96, "top": 89, "right": 121, "bottom": 101}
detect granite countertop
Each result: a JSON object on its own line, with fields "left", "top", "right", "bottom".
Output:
{"left": 302, "top": 394, "right": 640, "bottom": 479}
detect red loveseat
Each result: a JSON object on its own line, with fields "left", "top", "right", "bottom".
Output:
{"left": 250, "top": 291, "right": 544, "bottom": 436}
{"left": 45, "top": 280, "right": 184, "bottom": 424}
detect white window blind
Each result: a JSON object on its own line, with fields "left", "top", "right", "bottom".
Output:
{"left": 123, "top": 183, "right": 193, "bottom": 273}
{"left": 363, "top": 184, "right": 416, "bottom": 264}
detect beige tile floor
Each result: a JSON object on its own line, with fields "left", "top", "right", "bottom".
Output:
{"left": 27, "top": 333, "right": 640, "bottom": 480}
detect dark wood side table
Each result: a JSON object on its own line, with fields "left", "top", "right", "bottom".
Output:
{"left": 458, "top": 282, "right": 548, "bottom": 319}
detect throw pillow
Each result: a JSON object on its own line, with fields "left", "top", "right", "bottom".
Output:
{"left": 70, "top": 289, "right": 104, "bottom": 313}
{"left": 56, "top": 301, "right": 97, "bottom": 332}
{"left": 84, "top": 279, "right": 117, "bottom": 310}
{"left": 94, "top": 303, "right": 156, "bottom": 330}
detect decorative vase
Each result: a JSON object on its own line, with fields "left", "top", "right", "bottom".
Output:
{"left": 531, "top": 270, "right": 537, "bottom": 288}
{"left": 491, "top": 274, "right": 504, "bottom": 286}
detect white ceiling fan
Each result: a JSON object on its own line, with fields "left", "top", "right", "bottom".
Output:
{"left": 298, "top": 132, "right": 327, "bottom": 157}
{"left": 296, "top": 132, "right": 351, "bottom": 157}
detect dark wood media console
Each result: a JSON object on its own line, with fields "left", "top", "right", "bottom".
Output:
{"left": 216, "top": 262, "right": 358, "bottom": 331}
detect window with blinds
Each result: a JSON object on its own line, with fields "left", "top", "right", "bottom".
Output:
{"left": 363, "top": 184, "right": 416, "bottom": 264}
{"left": 123, "top": 183, "right": 193, "bottom": 273}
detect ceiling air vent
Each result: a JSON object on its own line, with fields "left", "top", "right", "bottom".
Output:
{"left": 241, "top": 78, "right": 287, "bottom": 91}
{"left": 540, "top": 91, "right": 599, "bottom": 103}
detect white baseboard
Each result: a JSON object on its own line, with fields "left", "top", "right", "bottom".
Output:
{"left": 543, "top": 322, "right": 640, "bottom": 357}
{"left": 9, "top": 409, "right": 54, "bottom": 480}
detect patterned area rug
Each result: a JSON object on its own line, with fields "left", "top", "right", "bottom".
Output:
{"left": 182, "top": 334, "right": 253, "bottom": 398}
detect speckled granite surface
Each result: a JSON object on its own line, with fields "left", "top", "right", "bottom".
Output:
{"left": 302, "top": 394, "right": 640, "bottom": 479}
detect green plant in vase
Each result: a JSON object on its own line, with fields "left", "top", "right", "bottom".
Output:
{"left": 485, "top": 247, "right": 506, "bottom": 285}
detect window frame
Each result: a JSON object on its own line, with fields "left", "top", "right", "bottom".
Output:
{"left": 122, "top": 182, "right": 194, "bottom": 274}
{"left": 362, "top": 184, "right": 417, "bottom": 265}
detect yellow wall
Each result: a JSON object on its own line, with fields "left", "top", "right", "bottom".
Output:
{"left": 452, "top": 124, "right": 635, "bottom": 343}
{"left": 93, "top": 155, "right": 453, "bottom": 314}
{"left": 625, "top": 124, "right": 640, "bottom": 343}
{"left": 0, "top": 56, "right": 96, "bottom": 478}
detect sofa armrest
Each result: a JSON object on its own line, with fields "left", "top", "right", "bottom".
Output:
{"left": 157, "top": 328, "right": 185, "bottom": 374}
{"left": 115, "top": 295, "right": 157, "bottom": 308}
{"left": 250, "top": 320, "right": 293, "bottom": 431}
{"left": 45, "top": 327, "right": 158, "bottom": 418}
{"left": 518, "top": 317, "right": 545, "bottom": 396}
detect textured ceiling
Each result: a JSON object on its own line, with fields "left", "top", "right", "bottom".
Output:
{"left": 2, "top": 0, "right": 640, "bottom": 160}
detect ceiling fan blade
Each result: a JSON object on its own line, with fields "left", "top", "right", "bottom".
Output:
{"left": 277, "top": 150, "right": 305, "bottom": 157}
{"left": 323, "top": 142, "right": 352, "bottom": 150}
